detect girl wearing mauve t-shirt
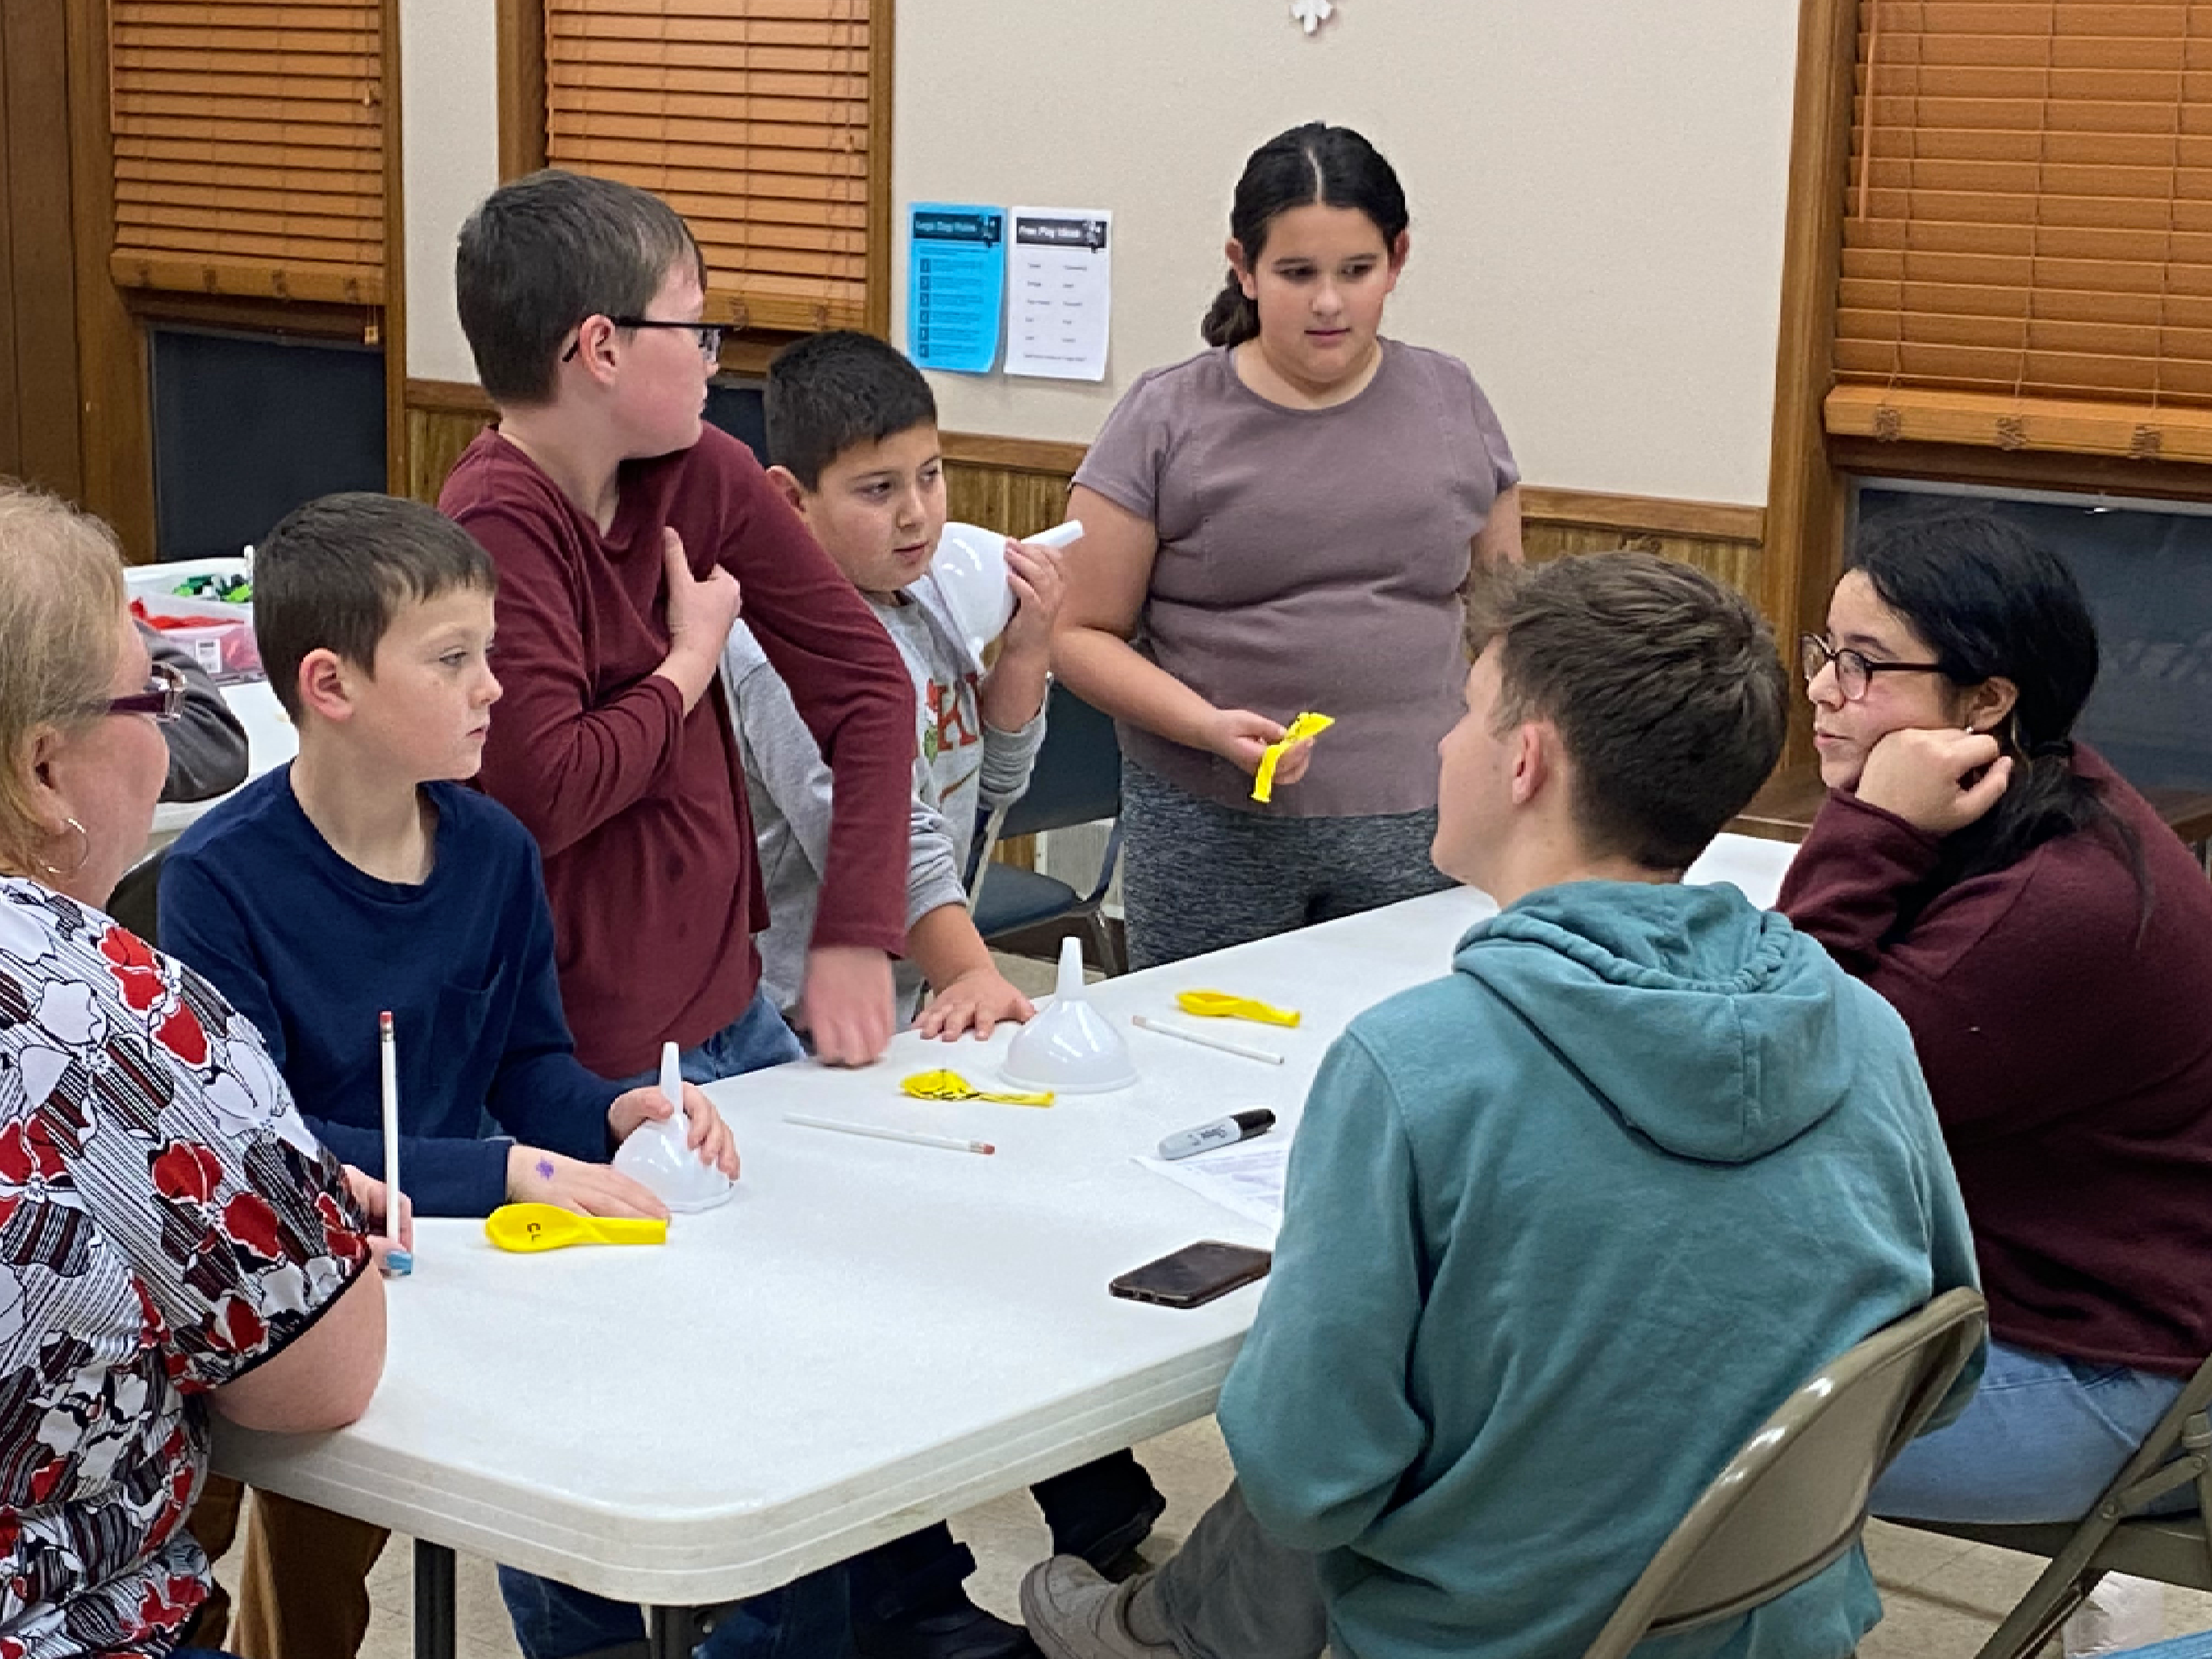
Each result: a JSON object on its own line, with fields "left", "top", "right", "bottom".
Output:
{"left": 1054, "top": 122, "right": 1522, "bottom": 968}
{"left": 1780, "top": 506, "right": 2212, "bottom": 1533}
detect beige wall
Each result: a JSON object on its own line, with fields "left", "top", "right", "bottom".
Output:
{"left": 403, "top": 0, "right": 1800, "bottom": 505}
{"left": 400, "top": 0, "right": 500, "bottom": 388}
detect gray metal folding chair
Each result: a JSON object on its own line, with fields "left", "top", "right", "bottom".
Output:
{"left": 1582, "top": 1287, "right": 1988, "bottom": 1659}
{"left": 1888, "top": 1346, "right": 2212, "bottom": 1659}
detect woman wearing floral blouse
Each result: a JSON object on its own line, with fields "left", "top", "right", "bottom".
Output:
{"left": 0, "top": 484, "right": 394, "bottom": 1657}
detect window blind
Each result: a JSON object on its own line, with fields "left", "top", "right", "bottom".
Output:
{"left": 109, "top": 0, "right": 386, "bottom": 305}
{"left": 544, "top": 0, "right": 873, "bottom": 334}
{"left": 1827, "top": 1, "right": 2212, "bottom": 460}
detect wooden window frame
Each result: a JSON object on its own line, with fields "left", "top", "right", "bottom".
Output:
{"left": 64, "top": 0, "right": 406, "bottom": 561}
{"left": 1766, "top": 0, "right": 2212, "bottom": 765}
{"left": 495, "top": 0, "right": 892, "bottom": 377}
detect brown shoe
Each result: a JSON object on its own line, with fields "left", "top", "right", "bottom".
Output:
{"left": 1018, "top": 1555, "right": 1176, "bottom": 1659}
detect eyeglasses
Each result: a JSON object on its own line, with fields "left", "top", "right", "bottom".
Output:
{"left": 1798, "top": 634, "right": 1945, "bottom": 702}
{"left": 107, "top": 661, "right": 185, "bottom": 723}
{"left": 560, "top": 318, "right": 724, "bottom": 362}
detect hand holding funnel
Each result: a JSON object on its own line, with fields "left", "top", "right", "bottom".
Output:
{"left": 611, "top": 1041, "right": 735, "bottom": 1214}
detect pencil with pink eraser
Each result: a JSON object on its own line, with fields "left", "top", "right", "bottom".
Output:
{"left": 378, "top": 1011, "right": 413, "bottom": 1276}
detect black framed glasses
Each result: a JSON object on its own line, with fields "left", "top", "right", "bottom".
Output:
{"left": 1798, "top": 634, "right": 1945, "bottom": 702}
{"left": 561, "top": 318, "right": 724, "bottom": 362}
{"left": 108, "top": 661, "right": 185, "bottom": 723}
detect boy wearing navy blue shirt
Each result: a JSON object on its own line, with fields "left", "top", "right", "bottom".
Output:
{"left": 162, "top": 492, "right": 737, "bottom": 1658}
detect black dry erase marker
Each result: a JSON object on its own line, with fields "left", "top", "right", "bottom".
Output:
{"left": 1157, "top": 1109, "right": 1277, "bottom": 1161}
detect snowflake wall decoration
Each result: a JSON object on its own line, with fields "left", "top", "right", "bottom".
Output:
{"left": 1291, "top": 0, "right": 1335, "bottom": 36}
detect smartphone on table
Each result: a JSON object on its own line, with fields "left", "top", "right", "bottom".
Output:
{"left": 1108, "top": 1240, "right": 1272, "bottom": 1309}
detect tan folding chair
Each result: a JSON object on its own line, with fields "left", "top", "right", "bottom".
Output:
{"left": 1582, "top": 1287, "right": 1988, "bottom": 1659}
{"left": 1888, "top": 1347, "right": 2212, "bottom": 1659}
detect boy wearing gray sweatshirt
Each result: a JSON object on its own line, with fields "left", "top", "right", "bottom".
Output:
{"left": 725, "top": 331, "right": 1064, "bottom": 1040}
{"left": 723, "top": 331, "right": 1167, "bottom": 1659}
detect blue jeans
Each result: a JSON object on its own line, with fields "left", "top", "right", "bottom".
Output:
{"left": 1874, "top": 1338, "right": 2191, "bottom": 1524}
{"left": 499, "top": 992, "right": 825, "bottom": 1659}
{"left": 619, "top": 992, "right": 808, "bottom": 1091}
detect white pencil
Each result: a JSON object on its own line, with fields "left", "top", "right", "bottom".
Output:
{"left": 783, "top": 1114, "right": 995, "bottom": 1156}
{"left": 1130, "top": 1013, "right": 1285, "bottom": 1065}
{"left": 378, "top": 1012, "right": 412, "bottom": 1274}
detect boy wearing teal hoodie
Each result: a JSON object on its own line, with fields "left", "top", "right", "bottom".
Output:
{"left": 1022, "top": 552, "right": 1982, "bottom": 1659}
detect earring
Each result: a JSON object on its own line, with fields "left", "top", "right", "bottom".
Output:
{"left": 33, "top": 817, "right": 89, "bottom": 881}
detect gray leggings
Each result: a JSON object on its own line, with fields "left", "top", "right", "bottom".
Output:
{"left": 1119, "top": 761, "right": 1452, "bottom": 972}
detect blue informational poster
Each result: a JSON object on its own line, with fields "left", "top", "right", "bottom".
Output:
{"left": 907, "top": 203, "right": 1005, "bottom": 374}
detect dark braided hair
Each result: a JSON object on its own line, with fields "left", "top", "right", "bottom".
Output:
{"left": 1201, "top": 123, "right": 1408, "bottom": 348}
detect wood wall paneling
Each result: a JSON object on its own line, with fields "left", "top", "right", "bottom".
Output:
{"left": 404, "top": 385, "right": 1772, "bottom": 614}
{"left": 64, "top": 0, "right": 155, "bottom": 560}
{"left": 402, "top": 379, "right": 1778, "bottom": 832}
{"left": 937, "top": 445, "right": 1774, "bottom": 614}
{"left": 403, "top": 379, "right": 495, "bottom": 504}
{"left": 940, "top": 433, "right": 1084, "bottom": 540}
{"left": 1512, "top": 490, "right": 1767, "bottom": 659}
{"left": 1520, "top": 520, "right": 1762, "bottom": 599}
{"left": 1, "top": 0, "right": 85, "bottom": 499}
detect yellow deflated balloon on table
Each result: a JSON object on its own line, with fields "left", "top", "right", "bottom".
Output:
{"left": 900, "top": 1070, "right": 1056, "bottom": 1107}
{"left": 1175, "top": 990, "right": 1302, "bottom": 1028}
{"left": 1250, "top": 712, "right": 1335, "bottom": 804}
{"left": 486, "top": 1203, "right": 669, "bottom": 1253}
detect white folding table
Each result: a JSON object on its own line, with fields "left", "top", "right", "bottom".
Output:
{"left": 210, "top": 834, "right": 1797, "bottom": 1658}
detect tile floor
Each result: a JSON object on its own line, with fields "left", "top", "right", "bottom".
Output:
{"left": 220, "top": 1412, "right": 2212, "bottom": 1659}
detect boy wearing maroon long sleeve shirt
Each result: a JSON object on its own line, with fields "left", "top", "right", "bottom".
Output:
{"left": 441, "top": 169, "right": 915, "bottom": 1659}
{"left": 443, "top": 170, "right": 914, "bottom": 1078}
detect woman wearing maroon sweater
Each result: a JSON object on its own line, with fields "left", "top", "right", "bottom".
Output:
{"left": 1780, "top": 506, "right": 2212, "bottom": 1526}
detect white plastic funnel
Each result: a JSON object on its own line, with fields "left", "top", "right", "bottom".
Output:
{"left": 930, "top": 520, "right": 1082, "bottom": 663}
{"left": 930, "top": 522, "right": 1018, "bottom": 662}
{"left": 612, "top": 1041, "right": 733, "bottom": 1214}
{"left": 1002, "top": 937, "right": 1137, "bottom": 1094}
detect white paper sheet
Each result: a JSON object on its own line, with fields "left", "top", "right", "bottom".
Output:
{"left": 1133, "top": 1142, "right": 1288, "bottom": 1235}
{"left": 1005, "top": 206, "right": 1111, "bottom": 380}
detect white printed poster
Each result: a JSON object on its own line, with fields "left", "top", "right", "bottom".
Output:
{"left": 1005, "top": 207, "right": 1112, "bottom": 381}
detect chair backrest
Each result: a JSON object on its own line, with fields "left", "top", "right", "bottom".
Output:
{"left": 995, "top": 684, "right": 1121, "bottom": 840}
{"left": 106, "top": 845, "right": 169, "bottom": 948}
{"left": 1581, "top": 1287, "right": 1988, "bottom": 1659}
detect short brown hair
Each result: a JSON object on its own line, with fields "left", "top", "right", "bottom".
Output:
{"left": 765, "top": 331, "right": 938, "bottom": 490}
{"left": 255, "top": 494, "right": 495, "bottom": 720}
{"left": 0, "top": 484, "right": 127, "bottom": 873}
{"left": 1471, "top": 552, "right": 1785, "bottom": 870}
{"left": 455, "top": 168, "right": 705, "bottom": 405}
